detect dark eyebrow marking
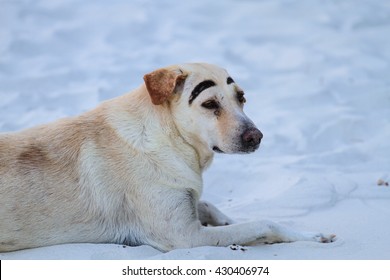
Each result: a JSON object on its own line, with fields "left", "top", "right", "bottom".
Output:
{"left": 227, "top": 77, "right": 235, "bottom": 84}
{"left": 189, "top": 80, "right": 216, "bottom": 104}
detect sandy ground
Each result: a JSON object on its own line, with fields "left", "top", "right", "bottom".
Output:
{"left": 1, "top": 0, "right": 390, "bottom": 259}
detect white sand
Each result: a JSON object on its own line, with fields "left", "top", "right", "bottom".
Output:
{"left": 1, "top": 0, "right": 389, "bottom": 260}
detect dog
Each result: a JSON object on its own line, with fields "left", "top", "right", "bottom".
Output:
{"left": 0, "top": 63, "right": 335, "bottom": 252}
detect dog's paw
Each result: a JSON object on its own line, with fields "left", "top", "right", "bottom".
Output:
{"left": 219, "top": 217, "right": 235, "bottom": 226}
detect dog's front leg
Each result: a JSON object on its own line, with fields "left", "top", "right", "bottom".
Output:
{"left": 144, "top": 189, "right": 335, "bottom": 251}
{"left": 197, "top": 201, "right": 235, "bottom": 226}
{"left": 191, "top": 220, "right": 336, "bottom": 247}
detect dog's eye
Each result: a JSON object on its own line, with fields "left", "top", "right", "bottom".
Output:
{"left": 237, "top": 91, "right": 246, "bottom": 104}
{"left": 201, "top": 100, "right": 220, "bottom": 110}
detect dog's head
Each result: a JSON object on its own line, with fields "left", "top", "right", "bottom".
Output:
{"left": 144, "top": 63, "right": 262, "bottom": 155}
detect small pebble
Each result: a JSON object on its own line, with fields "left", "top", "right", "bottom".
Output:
{"left": 229, "top": 244, "right": 247, "bottom": 251}
{"left": 377, "top": 179, "right": 389, "bottom": 186}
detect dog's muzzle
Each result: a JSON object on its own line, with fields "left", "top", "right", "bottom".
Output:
{"left": 241, "top": 127, "right": 263, "bottom": 152}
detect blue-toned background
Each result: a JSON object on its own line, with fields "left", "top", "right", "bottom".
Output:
{"left": 1, "top": 0, "right": 390, "bottom": 259}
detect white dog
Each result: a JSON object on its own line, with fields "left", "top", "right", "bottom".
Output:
{"left": 0, "top": 63, "right": 335, "bottom": 252}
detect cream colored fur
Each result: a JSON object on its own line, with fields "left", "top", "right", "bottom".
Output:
{"left": 0, "top": 63, "right": 335, "bottom": 252}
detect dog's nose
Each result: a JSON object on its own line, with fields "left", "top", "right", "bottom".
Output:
{"left": 241, "top": 127, "right": 263, "bottom": 150}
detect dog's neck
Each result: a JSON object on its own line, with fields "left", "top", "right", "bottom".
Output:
{"left": 106, "top": 86, "right": 213, "bottom": 174}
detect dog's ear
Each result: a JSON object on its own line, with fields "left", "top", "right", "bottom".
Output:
{"left": 143, "top": 68, "right": 187, "bottom": 105}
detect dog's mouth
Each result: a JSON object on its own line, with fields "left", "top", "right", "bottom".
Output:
{"left": 212, "top": 143, "right": 261, "bottom": 154}
{"left": 212, "top": 146, "right": 224, "bottom": 153}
